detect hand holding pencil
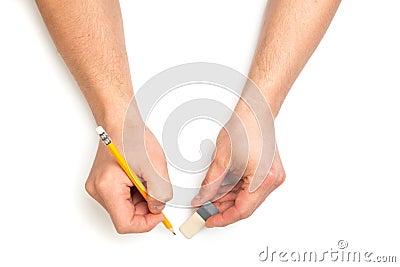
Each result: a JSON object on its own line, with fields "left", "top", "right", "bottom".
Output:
{"left": 96, "top": 126, "right": 175, "bottom": 234}
{"left": 85, "top": 124, "right": 174, "bottom": 234}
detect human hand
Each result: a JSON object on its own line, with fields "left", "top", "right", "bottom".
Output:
{"left": 192, "top": 99, "right": 285, "bottom": 227}
{"left": 85, "top": 114, "right": 172, "bottom": 234}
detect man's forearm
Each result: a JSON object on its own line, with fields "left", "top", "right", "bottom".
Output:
{"left": 36, "top": 0, "right": 133, "bottom": 135}
{"left": 249, "top": 0, "right": 341, "bottom": 117}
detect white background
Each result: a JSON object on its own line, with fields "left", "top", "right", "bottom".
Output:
{"left": 0, "top": 0, "right": 399, "bottom": 266}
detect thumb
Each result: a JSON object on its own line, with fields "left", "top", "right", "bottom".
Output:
{"left": 192, "top": 157, "right": 228, "bottom": 206}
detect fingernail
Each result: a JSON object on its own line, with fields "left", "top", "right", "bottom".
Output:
{"left": 154, "top": 205, "right": 165, "bottom": 211}
{"left": 192, "top": 195, "right": 203, "bottom": 206}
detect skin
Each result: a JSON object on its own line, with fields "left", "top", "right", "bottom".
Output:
{"left": 193, "top": 0, "right": 342, "bottom": 227}
{"left": 35, "top": 0, "right": 171, "bottom": 233}
{"left": 35, "top": 0, "right": 341, "bottom": 233}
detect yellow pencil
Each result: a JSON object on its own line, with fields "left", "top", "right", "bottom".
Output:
{"left": 96, "top": 126, "right": 175, "bottom": 235}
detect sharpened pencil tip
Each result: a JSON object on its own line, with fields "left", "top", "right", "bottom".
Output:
{"left": 168, "top": 228, "right": 176, "bottom": 235}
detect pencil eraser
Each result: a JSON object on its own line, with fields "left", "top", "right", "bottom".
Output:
{"left": 179, "top": 201, "right": 218, "bottom": 239}
{"left": 96, "top": 126, "right": 105, "bottom": 135}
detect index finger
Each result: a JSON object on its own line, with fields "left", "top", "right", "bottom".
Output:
{"left": 205, "top": 189, "right": 256, "bottom": 227}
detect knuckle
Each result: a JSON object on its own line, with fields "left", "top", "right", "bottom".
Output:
{"left": 162, "top": 190, "right": 173, "bottom": 202}
{"left": 267, "top": 167, "right": 286, "bottom": 188}
{"left": 204, "top": 159, "right": 228, "bottom": 185}
{"left": 115, "top": 224, "right": 129, "bottom": 235}
{"left": 214, "top": 154, "right": 229, "bottom": 171}
{"left": 275, "top": 171, "right": 286, "bottom": 186}
{"left": 148, "top": 185, "right": 173, "bottom": 204}
{"left": 95, "top": 173, "right": 114, "bottom": 193}
{"left": 239, "top": 209, "right": 253, "bottom": 220}
{"left": 157, "top": 194, "right": 173, "bottom": 204}
{"left": 202, "top": 175, "right": 215, "bottom": 187}
{"left": 85, "top": 179, "right": 95, "bottom": 197}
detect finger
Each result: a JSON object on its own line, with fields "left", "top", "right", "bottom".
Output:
{"left": 213, "top": 179, "right": 244, "bottom": 200}
{"left": 131, "top": 189, "right": 161, "bottom": 216}
{"left": 131, "top": 187, "right": 146, "bottom": 205}
{"left": 206, "top": 172, "right": 278, "bottom": 227}
{"left": 133, "top": 201, "right": 151, "bottom": 216}
{"left": 206, "top": 205, "right": 242, "bottom": 227}
{"left": 212, "top": 200, "right": 235, "bottom": 213}
{"left": 110, "top": 193, "right": 164, "bottom": 233}
{"left": 249, "top": 149, "right": 285, "bottom": 192}
{"left": 97, "top": 179, "right": 164, "bottom": 233}
{"left": 192, "top": 157, "right": 229, "bottom": 206}
{"left": 141, "top": 161, "right": 173, "bottom": 214}
{"left": 125, "top": 213, "right": 165, "bottom": 233}
{"left": 214, "top": 191, "right": 238, "bottom": 203}
{"left": 140, "top": 128, "right": 173, "bottom": 214}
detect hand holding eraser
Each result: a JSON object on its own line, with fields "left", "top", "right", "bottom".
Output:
{"left": 179, "top": 201, "right": 219, "bottom": 239}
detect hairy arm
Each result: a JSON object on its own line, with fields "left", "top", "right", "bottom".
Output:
{"left": 36, "top": 0, "right": 132, "bottom": 132}
{"left": 250, "top": 0, "right": 341, "bottom": 117}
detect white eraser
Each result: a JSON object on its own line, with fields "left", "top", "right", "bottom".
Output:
{"left": 96, "top": 126, "right": 105, "bottom": 135}
{"left": 179, "top": 201, "right": 219, "bottom": 239}
{"left": 180, "top": 212, "right": 205, "bottom": 239}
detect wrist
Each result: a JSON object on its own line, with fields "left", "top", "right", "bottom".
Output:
{"left": 248, "top": 68, "right": 290, "bottom": 118}
{"left": 95, "top": 95, "right": 143, "bottom": 144}
{"left": 261, "top": 89, "right": 284, "bottom": 119}
{"left": 98, "top": 108, "right": 127, "bottom": 140}
{"left": 235, "top": 83, "right": 283, "bottom": 120}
